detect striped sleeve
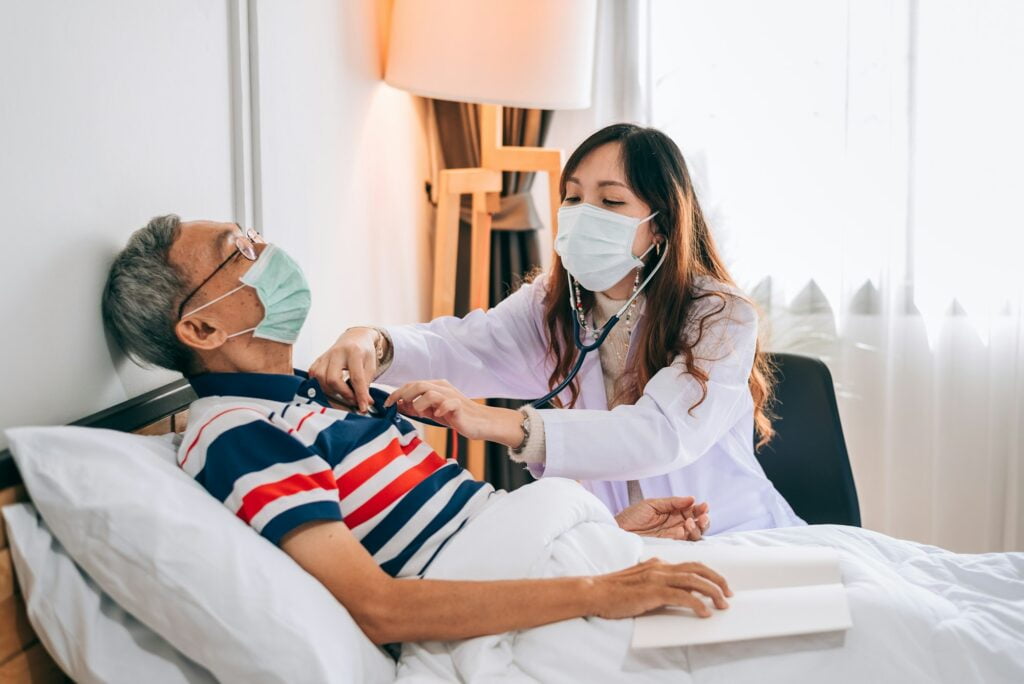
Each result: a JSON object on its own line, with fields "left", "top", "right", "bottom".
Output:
{"left": 187, "top": 412, "right": 343, "bottom": 545}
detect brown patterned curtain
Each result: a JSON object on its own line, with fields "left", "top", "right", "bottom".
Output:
{"left": 431, "top": 100, "right": 551, "bottom": 491}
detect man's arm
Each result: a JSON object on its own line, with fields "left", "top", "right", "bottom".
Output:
{"left": 281, "top": 520, "right": 731, "bottom": 645}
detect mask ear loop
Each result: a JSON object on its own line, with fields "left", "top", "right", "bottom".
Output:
{"left": 225, "top": 326, "right": 256, "bottom": 339}
{"left": 180, "top": 283, "right": 247, "bottom": 319}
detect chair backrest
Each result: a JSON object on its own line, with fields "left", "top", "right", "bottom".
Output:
{"left": 754, "top": 353, "right": 861, "bottom": 526}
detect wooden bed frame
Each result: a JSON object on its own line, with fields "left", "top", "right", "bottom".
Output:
{"left": 0, "top": 379, "right": 196, "bottom": 683}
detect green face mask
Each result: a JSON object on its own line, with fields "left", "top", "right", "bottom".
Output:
{"left": 181, "top": 244, "right": 312, "bottom": 344}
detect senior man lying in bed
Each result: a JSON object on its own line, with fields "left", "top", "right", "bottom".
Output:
{"left": 101, "top": 215, "right": 730, "bottom": 646}
{"left": 103, "top": 216, "right": 1024, "bottom": 683}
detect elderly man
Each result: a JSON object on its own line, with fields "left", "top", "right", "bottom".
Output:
{"left": 101, "top": 214, "right": 728, "bottom": 645}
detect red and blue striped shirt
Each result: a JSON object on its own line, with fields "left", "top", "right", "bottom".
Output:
{"left": 178, "top": 370, "right": 493, "bottom": 577}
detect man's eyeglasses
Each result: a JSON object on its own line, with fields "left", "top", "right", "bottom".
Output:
{"left": 177, "top": 225, "right": 262, "bottom": 319}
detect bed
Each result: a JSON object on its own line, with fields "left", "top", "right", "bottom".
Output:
{"left": 0, "top": 379, "right": 195, "bottom": 683}
{"left": 1, "top": 379, "right": 1022, "bottom": 683}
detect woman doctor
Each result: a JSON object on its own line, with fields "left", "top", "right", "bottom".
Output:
{"left": 311, "top": 124, "right": 804, "bottom": 535}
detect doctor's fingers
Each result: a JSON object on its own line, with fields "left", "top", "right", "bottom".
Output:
{"left": 385, "top": 380, "right": 450, "bottom": 407}
{"left": 313, "top": 353, "right": 354, "bottom": 402}
{"left": 346, "top": 351, "right": 376, "bottom": 413}
{"left": 410, "top": 390, "right": 449, "bottom": 415}
{"left": 431, "top": 398, "right": 464, "bottom": 420}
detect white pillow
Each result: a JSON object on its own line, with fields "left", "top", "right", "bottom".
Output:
{"left": 4, "top": 426, "right": 396, "bottom": 684}
{"left": 2, "top": 502, "right": 214, "bottom": 684}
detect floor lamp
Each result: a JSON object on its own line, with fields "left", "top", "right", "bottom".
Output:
{"left": 385, "top": 0, "right": 597, "bottom": 480}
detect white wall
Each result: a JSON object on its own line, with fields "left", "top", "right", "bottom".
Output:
{"left": 0, "top": 0, "right": 238, "bottom": 445}
{"left": 0, "top": 0, "right": 433, "bottom": 448}
{"left": 253, "top": 0, "right": 432, "bottom": 367}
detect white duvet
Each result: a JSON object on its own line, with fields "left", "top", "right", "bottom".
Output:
{"left": 397, "top": 478, "right": 1024, "bottom": 683}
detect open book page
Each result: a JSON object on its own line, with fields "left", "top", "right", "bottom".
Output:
{"left": 632, "top": 545, "right": 852, "bottom": 648}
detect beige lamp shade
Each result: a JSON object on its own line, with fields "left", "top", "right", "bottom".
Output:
{"left": 385, "top": 0, "right": 597, "bottom": 110}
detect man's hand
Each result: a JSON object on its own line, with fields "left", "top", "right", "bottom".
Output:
{"left": 589, "top": 558, "right": 730, "bottom": 618}
{"left": 615, "top": 497, "right": 711, "bottom": 541}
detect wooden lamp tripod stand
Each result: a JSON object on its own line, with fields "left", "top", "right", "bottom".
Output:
{"left": 426, "top": 104, "right": 562, "bottom": 480}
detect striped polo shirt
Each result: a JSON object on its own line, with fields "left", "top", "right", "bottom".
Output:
{"left": 178, "top": 370, "right": 494, "bottom": 578}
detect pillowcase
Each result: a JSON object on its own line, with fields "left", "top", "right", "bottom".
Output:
{"left": 3, "top": 501, "right": 214, "bottom": 684}
{"left": 5, "top": 426, "right": 396, "bottom": 684}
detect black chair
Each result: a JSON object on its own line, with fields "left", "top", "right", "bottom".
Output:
{"left": 754, "top": 353, "right": 861, "bottom": 526}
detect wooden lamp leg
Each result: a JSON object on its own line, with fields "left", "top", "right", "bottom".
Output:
{"left": 425, "top": 106, "right": 563, "bottom": 481}
{"left": 426, "top": 168, "right": 501, "bottom": 475}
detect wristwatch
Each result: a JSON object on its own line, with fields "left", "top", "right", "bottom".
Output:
{"left": 511, "top": 408, "right": 532, "bottom": 455}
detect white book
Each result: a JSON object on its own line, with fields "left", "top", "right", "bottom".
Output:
{"left": 631, "top": 544, "right": 852, "bottom": 649}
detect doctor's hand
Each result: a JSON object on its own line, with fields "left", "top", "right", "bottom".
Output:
{"left": 385, "top": 380, "right": 525, "bottom": 446}
{"left": 309, "top": 327, "right": 384, "bottom": 414}
{"left": 615, "top": 497, "right": 711, "bottom": 541}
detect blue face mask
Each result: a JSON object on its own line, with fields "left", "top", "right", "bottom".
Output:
{"left": 181, "top": 244, "right": 311, "bottom": 344}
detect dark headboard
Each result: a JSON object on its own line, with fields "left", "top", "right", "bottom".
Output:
{"left": 0, "top": 379, "right": 197, "bottom": 489}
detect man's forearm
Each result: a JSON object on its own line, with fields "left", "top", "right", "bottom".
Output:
{"left": 282, "top": 520, "right": 729, "bottom": 647}
{"left": 353, "top": 576, "right": 596, "bottom": 645}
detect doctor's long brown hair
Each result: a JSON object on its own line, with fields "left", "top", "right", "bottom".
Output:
{"left": 541, "top": 124, "right": 776, "bottom": 449}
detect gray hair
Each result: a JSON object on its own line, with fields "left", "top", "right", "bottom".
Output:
{"left": 102, "top": 214, "right": 196, "bottom": 374}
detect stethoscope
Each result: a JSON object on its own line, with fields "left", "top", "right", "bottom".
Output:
{"left": 376, "top": 242, "right": 670, "bottom": 427}
{"left": 529, "top": 242, "right": 670, "bottom": 409}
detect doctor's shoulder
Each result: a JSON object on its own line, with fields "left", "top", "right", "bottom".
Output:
{"left": 683, "top": 276, "right": 760, "bottom": 345}
{"left": 506, "top": 267, "right": 553, "bottom": 307}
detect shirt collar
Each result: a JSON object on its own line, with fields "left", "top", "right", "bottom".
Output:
{"left": 187, "top": 370, "right": 397, "bottom": 418}
{"left": 188, "top": 368, "right": 330, "bottom": 405}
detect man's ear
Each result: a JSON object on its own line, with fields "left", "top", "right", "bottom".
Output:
{"left": 175, "top": 316, "right": 228, "bottom": 352}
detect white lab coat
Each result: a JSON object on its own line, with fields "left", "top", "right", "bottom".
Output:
{"left": 379, "top": 273, "right": 804, "bottom": 534}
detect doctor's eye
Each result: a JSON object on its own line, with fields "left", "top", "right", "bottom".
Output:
{"left": 603, "top": 199, "right": 625, "bottom": 207}
{"left": 563, "top": 196, "right": 581, "bottom": 204}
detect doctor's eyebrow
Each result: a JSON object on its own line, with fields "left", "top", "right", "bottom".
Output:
{"left": 566, "top": 176, "right": 632, "bottom": 191}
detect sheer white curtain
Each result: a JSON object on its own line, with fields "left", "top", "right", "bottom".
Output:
{"left": 549, "top": 0, "right": 1024, "bottom": 552}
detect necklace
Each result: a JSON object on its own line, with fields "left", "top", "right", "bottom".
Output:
{"left": 572, "top": 268, "right": 642, "bottom": 361}
{"left": 616, "top": 269, "right": 642, "bottom": 364}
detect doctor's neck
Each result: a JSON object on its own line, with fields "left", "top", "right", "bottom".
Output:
{"left": 601, "top": 274, "right": 638, "bottom": 301}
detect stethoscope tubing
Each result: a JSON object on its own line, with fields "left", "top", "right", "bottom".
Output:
{"left": 401, "top": 245, "right": 671, "bottom": 424}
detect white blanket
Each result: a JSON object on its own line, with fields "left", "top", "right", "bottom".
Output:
{"left": 397, "top": 478, "right": 1024, "bottom": 683}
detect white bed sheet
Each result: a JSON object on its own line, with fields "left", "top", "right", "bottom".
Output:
{"left": 397, "top": 478, "right": 1024, "bottom": 683}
